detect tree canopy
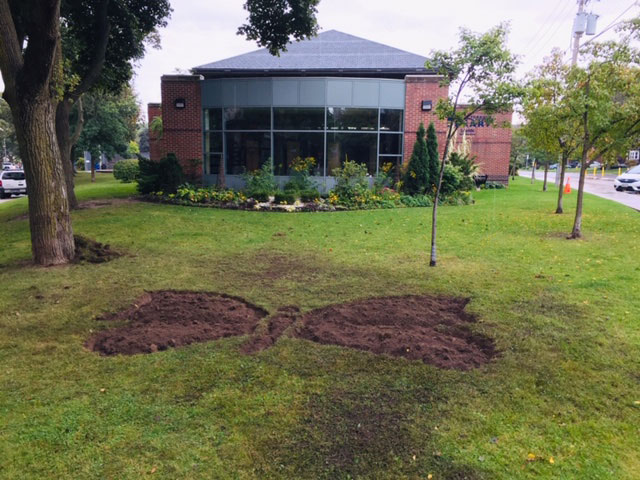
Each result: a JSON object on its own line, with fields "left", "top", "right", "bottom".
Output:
{"left": 237, "top": 0, "right": 320, "bottom": 55}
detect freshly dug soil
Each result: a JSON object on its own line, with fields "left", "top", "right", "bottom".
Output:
{"left": 74, "top": 234, "right": 120, "bottom": 264}
{"left": 86, "top": 290, "right": 268, "bottom": 355}
{"left": 295, "top": 295, "right": 495, "bottom": 370}
{"left": 241, "top": 306, "right": 299, "bottom": 354}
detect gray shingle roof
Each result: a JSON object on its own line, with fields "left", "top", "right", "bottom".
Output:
{"left": 193, "top": 30, "right": 430, "bottom": 76}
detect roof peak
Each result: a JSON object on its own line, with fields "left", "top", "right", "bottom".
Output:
{"left": 193, "top": 30, "right": 429, "bottom": 76}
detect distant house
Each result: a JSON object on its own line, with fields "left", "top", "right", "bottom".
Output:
{"left": 148, "top": 30, "right": 513, "bottom": 189}
{"left": 628, "top": 149, "right": 640, "bottom": 165}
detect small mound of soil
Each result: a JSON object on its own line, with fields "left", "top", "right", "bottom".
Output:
{"left": 86, "top": 290, "right": 268, "bottom": 355}
{"left": 74, "top": 234, "right": 120, "bottom": 264}
{"left": 296, "top": 295, "right": 495, "bottom": 370}
{"left": 241, "top": 306, "right": 299, "bottom": 354}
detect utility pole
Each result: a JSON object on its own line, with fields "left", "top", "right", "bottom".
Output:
{"left": 571, "top": 0, "right": 588, "bottom": 66}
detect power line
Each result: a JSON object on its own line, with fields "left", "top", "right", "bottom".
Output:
{"left": 528, "top": 0, "right": 571, "bottom": 46}
{"left": 528, "top": 0, "right": 576, "bottom": 62}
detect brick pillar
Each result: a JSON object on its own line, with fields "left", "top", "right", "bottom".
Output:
{"left": 147, "top": 103, "right": 163, "bottom": 162}
{"left": 160, "top": 74, "right": 203, "bottom": 182}
{"left": 465, "top": 111, "right": 513, "bottom": 183}
{"left": 403, "top": 75, "right": 449, "bottom": 166}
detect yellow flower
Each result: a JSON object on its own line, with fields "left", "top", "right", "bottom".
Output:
{"left": 549, "top": 457, "right": 555, "bottom": 464}
{"left": 410, "top": 170, "right": 417, "bottom": 179}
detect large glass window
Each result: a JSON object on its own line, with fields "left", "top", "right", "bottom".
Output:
{"left": 224, "top": 107, "right": 271, "bottom": 130}
{"left": 273, "top": 132, "right": 324, "bottom": 176}
{"left": 205, "top": 132, "right": 223, "bottom": 154}
{"left": 379, "top": 133, "right": 402, "bottom": 155}
{"left": 204, "top": 108, "right": 223, "bottom": 131}
{"left": 380, "top": 109, "right": 403, "bottom": 132}
{"left": 326, "top": 133, "right": 377, "bottom": 175}
{"left": 205, "top": 154, "right": 223, "bottom": 175}
{"left": 274, "top": 107, "right": 324, "bottom": 131}
{"left": 327, "top": 107, "right": 377, "bottom": 131}
{"left": 225, "top": 132, "right": 271, "bottom": 174}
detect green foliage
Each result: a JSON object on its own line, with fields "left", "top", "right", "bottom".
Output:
{"left": 399, "top": 194, "right": 433, "bottom": 207}
{"left": 127, "top": 140, "right": 140, "bottom": 157}
{"left": 331, "top": 160, "right": 369, "bottom": 203}
{"left": 374, "top": 161, "right": 395, "bottom": 191}
{"left": 299, "top": 189, "right": 320, "bottom": 202}
{"left": 285, "top": 156, "right": 317, "bottom": 193}
{"left": 75, "top": 88, "right": 139, "bottom": 160}
{"left": 237, "top": 0, "right": 320, "bottom": 55}
{"left": 173, "top": 184, "right": 247, "bottom": 204}
{"left": 149, "top": 116, "right": 163, "bottom": 140}
{"left": 402, "top": 123, "right": 429, "bottom": 195}
{"left": 439, "top": 163, "right": 463, "bottom": 197}
{"left": 484, "top": 181, "right": 506, "bottom": 189}
{"left": 274, "top": 191, "right": 296, "bottom": 205}
{"left": 425, "top": 122, "right": 440, "bottom": 192}
{"left": 448, "top": 152, "right": 478, "bottom": 191}
{"left": 0, "top": 98, "right": 19, "bottom": 160}
{"left": 113, "top": 159, "right": 139, "bottom": 183}
{"left": 137, "top": 154, "right": 184, "bottom": 195}
{"left": 243, "top": 161, "right": 277, "bottom": 197}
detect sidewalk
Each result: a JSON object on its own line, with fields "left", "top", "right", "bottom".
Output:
{"left": 519, "top": 170, "right": 640, "bottom": 211}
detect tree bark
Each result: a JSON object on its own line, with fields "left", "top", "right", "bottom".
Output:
{"left": 55, "top": 98, "right": 78, "bottom": 209}
{"left": 542, "top": 163, "right": 549, "bottom": 191}
{"left": 429, "top": 123, "right": 454, "bottom": 267}
{"left": 12, "top": 97, "right": 75, "bottom": 264}
{"left": 216, "top": 155, "right": 226, "bottom": 189}
{"left": 570, "top": 80, "right": 591, "bottom": 240}
{"left": 555, "top": 150, "right": 568, "bottom": 214}
{"left": 530, "top": 160, "right": 536, "bottom": 184}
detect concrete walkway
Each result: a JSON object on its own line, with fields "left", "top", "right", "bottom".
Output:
{"left": 520, "top": 170, "right": 640, "bottom": 211}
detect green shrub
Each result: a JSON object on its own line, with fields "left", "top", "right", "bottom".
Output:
{"left": 403, "top": 122, "right": 439, "bottom": 196}
{"left": 449, "top": 152, "right": 478, "bottom": 191}
{"left": 76, "top": 158, "right": 85, "bottom": 171}
{"left": 399, "top": 194, "right": 433, "bottom": 207}
{"left": 243, "top": 162, "right": 277, "bottom": 197}
{"left": 252, "top": 191, "right": 271, "bottom": 202}
{"left": 274, "top": 191, "right": 296, "bottom": 204}
{"left": 439, "top": 163, "right": 463, "bottom": 197}
{"left": 331, "top": 160, "right": 369, "bottom": 204}
{"left": 484, "top": 181, "right": 506, "bottom": 189}
{"left": 300, "top": 189, "right": 320, "bottom": 202}
{"left": 113, "top": 159, "right": 140, "bottom": 183}
{"left": 442, "top": 190, "right": 473, "bottom": 205}
{"left": 137, "top": 153, "right": 184, "bottom": 195}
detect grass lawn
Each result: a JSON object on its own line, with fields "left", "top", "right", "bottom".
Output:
{"left": 1, "top": 174, "right": 639, "bottom": 479}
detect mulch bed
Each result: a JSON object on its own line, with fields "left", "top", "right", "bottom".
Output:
{"left": 293, "top": 295, "right": 495, "bottom": 370}
{"left": 87, "top": 291, "right": 495, "bottom": 370}
{"left": 86, "top": 290, "right": 268, "bottom": 355}
{"left": 73, "top": 234, "right": 120, "bottom": 264}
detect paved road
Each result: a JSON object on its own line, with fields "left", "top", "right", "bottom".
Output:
{"left": 520, "top": 170, "right": 640, "bottom": 211}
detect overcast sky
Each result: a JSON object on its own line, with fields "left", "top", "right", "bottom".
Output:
{"left": 132, "top": 0, "right": 639, "bottom": 120}
{"left": 2, "top": 0, "right": 638, "bottom": 121}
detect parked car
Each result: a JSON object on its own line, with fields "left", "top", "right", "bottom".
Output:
{"left": 590, "top": 161, "right": 603, "bottom": 169}
{"left": 0, "top": 169, "right": 27, "bottom": 198}
{"left": 568, "top": 161, "right": 580, "bottom": 168}
{"left": 2, "top": 162, "right": 13, "bottom": 170}
{"left": 614, "top": 164, "right": 640, "bottom": 192}
{"left": 549, "top": 163, "right": 558, "bottom": 170}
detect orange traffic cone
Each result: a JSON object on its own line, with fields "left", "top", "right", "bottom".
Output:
{"left": 564, "top": 177, "right": 571, "bottom": 194}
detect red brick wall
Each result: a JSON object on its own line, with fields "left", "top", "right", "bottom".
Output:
{"left": 461, "top": 111, "right": 513, "bottom": 183}
{"left": 403, "top": 75, "right": 449, "bottom": 165}
{"left": 403, "top": 75, "right": 512, "bottom": 183}
{"left": 147, "top": 103, "right": 163, "bottom": 162}
{"left": 159, "top": 75, "right": 203, "bottom": 181}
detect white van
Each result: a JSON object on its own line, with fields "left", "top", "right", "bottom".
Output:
{"left": 0, "top": 170, "right": 27, "bottom": 198}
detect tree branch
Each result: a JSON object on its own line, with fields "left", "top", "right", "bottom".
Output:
{"left": 66, "top": 0, "right": 111, "bottom": 101}
{"left": 70, "top": 95, "right": 85, "bottom": 145}
{"left": 0, "top": 0, "right": 24, "bottom": 93}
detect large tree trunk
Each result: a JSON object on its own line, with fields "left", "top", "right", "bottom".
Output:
{"left": 12, "top": 97, "right": 75, "bottom": 265}
{"left": 555, "top": 150, "right": 568, "bottom": 214}
{"left": 55, "top": 98, "right": 78, "bottom": 209}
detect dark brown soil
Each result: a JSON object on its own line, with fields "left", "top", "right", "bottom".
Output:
{"left": 86, "top": 290, "right": 268, "bottom": 355}
{"left": 295, "top": 295, "right": 495, "bottom": 370}
{"left": 73, "top": 235, "right": 120, "bottom": 264}
{"left": 241, "top": 306, "right": 299, "bottom": 354}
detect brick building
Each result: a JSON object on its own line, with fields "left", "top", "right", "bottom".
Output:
{"left": 148, "top": 30, "right": 512, "bottom": 189}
